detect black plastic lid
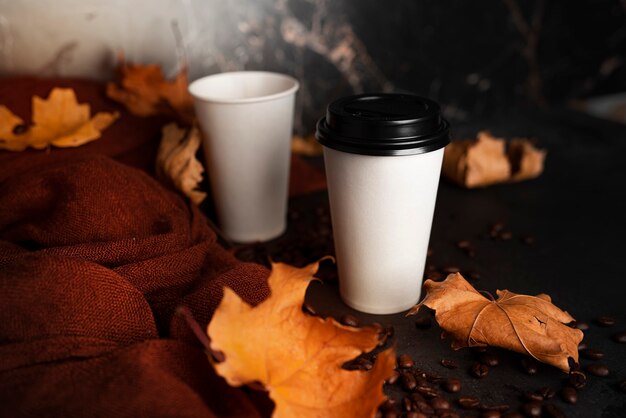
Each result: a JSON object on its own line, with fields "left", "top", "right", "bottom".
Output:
{"left": 315, "top": 93, "right": 450, "bottom": 156}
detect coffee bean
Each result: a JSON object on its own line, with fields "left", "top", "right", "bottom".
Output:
{"left": 440, "top": 358, "right": 459, "bottom": 369}
{"left": 502, "top": 412, "right": 524, "bottom": 418}
{"left": 414, "top": 316, "right": 432, "bottom": 329}
{"left": 386, "top": 370, "right": 400, "bottom": 385}
{"left": 482, "top": 410, "right": 501, "bottom": 418}
{"left": 574, "top": 321, "right": 589, "bottom": 330}
{"left": 479, "top": 353, "right": 500, "bottom": 367}
{"left": 344, "top": 357, "right": 372, "bottom": 371}
{"left": 521, "top": 401, "right": 542, "bottom": 417}
{"left": 560, "top": 386, "right": 577, "bottom": 404}
{"left": 481, "top": 404, "right": 510, "bottom": 412}
{"left": 612, "top": 330, "right": 626, "bottom": 343}
{"left": 430, "top": 396, "right": 450, "bottom": 410}
{"left": 578, "top": 341, "right": 588, "bottom": 350}
{"left": 472, "top": 346, "right": 488, "bottom": 353}
{"left": 398, "top": 354, "right": 414, "bottom": 369}
{"left": 414, "top": 400, "right": 434, "bottom": 414}
{"left": 537, "top": 386, "right": 556, "bottom": 399}
{"left": 491, "top": 221, "right": 505, "bottom": 232}
{"left": 426, "top": 271, "right": 444, "bottom": 281}
{"left": 340, "top": 314, "right": 359, "bottom": 327}
{"left": 543, "top": 403, "right": 566, "bottom": 418}
{"left": 521, "top": 358, "right": 539, "bottom": 375}
{"left": 210, "top": 349, "right": 225, "bottom": 363}
{"left": 425, "top": 371, "right": 444, "bottom": 383}
{"left": 522, "top": 392, "right": 543, "bottom": 402}
{"left": 427, "top": 248, "right": 433, "bottom": 257}
{"left": 438, "top": 411, "right": 460, "bottom": 418}
{"left": 402, "top": 396, "right": 413, "bottom": 412}
{"left": 471, "top": 362, "right": 489, "bottom": 378}
{"left": 521, "top": 235, "right": 535, "bottom": 245}
{"left": 500, "top": 231, "right": 513, "bottom": 240}
{"left": 383, "top": 410, "right": 397, "bottom": 418}
{"left": 618, "top": 379, "right": 626, "bottom": 393}
{"left": 302, "top": 303, "right": 317, "bottom": 316}
{"left": 580, "top": 348, "right": 604, "bottom": 360}
{"left": 416, "top": 383, "right": 439, "bottom": 398}
{"left": 567, "top": 371, "right": 587, "bottom": 389}
{"left": 405, "top": 412, "right": 426, "bottom": 418}
{"left": 595, "top": 316, "right": 616, "bottom": 327}
{"left": 468, "top": 271, "right": 481, "bottom": 280}
{"left": 586, "top": 363, "right": 609, "bottom": 377}
{"left": 401, "top": 371, "right": 418, "bottom": 391}
{"left": 443, "top": 378, "right": 462, "bottom": 393}
{"left": 456, "top": 239, "right": 471, "bottom": 249}
{"left": 458, "top": 396, "right": 481, "bottom": 409}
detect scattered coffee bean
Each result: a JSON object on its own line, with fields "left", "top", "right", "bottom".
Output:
{"left": 580, "top": 348, "right": 604, "bottom": 360}
{"left": 405, "top": 412, "right": 426, "bottom": 418}
{"left": 458, "top": 396, "right": 481, "bottom": 409}
{"left": 438, "top": 410, "right": 460, "bottom": 418}
{"left": 471, "top": 362, "right": 489, "bottom": 378}
{"left": 414, "top": 316, "right": 432, "bottom": 329}
{"left": 502, "top": 412, "right": 524, "bottom": 418}
{"left": 386, "top": 370, "right": 399, "bottom": 385}
{"left": 578, "top": 341, "right": 588, "bottom": 350}
{"left": 416, "top": 383, "right": 439, "bottom": 399}
{"left": 344, "top": 357, "right": 372, "bottom": 371}
{"left": 542, "top": 403, "right": 566, "bottom": 418}
{"left": 523, "top": 392, "right": 544, "bottom": 402}
{"left": 302, "top": 303, "right": 317, "bottom": 316}
{"left": 468, "top": 271, "right": 481, "bottom": 280}
{"left": 574, "top": 321, "right": 589, "bottom": 330}
{"left": 430, "top": 396, "right": 450, "bottom": 410}
{"left": 398, "top": 354, "right": 414, "bottom": 369}
{"left": 612, "top": 330, "right": 626, "bottom": 343}
{"left": 440, "top": 358, "right": 459, "bottom": 369}
{"left": 443, "top": 378, "right": 462, "bottom": 393}
{"left": 383, "top": 410, "right": 397, "bottom": 418}
{"left": 500, "top": 231, "right": 513, "bottom": 240}
{"left": 385, "top": 326, "right": 395, "bottom": 340}
{"left": 537, "top": 386, "right": 556, "bottom": 399}
{"left": 482, "top": 410, "right": 501, "bottom": 418}
{"left": 210, "top": 349, "right": 225, "bottom": 363}
{"left": 456, "top": 239, "right": 471, "bottom": 249}
{"left": 560, "top": 386, "right": 577, "bottom": 404}
{"left": 595, "top": 316, "right": 616, "bottom": 327}
{"left": 479, "top": 353, "right": 500, "bottom": 367}
{"left": 521, "top": 358, "right": 538, "bottom": 375}
{"left": 618, "top": 379, "right": 626, "bottom": 393}
{"left": 586, "top": 363, "right": 609, "bottom": 377}
{"left": 340, "top": 314, "right": 359, "bottom": 327}
{"left": 427, "top": 248, "right": 433, "bottom": 257}
{"left": 521, "top": 401, "right": 542, "bottom": 417}
{"left": 414, "top": 400, "right": 434, "bottom": 414}
{"left": 426, "top": 271, "right": 444, "bottom": 281}
{"left": 402, "top": 396, "right": 412, "bottom": 412}
{"left": 472, "top": 346, "right": 489, "bottom": 354}
{"left": 481, "top": 404, "right": 510, "bottom": 412}
{"left": 401, "top": 371, "right": 418, "bottom": 391}
{"left": 426, "top": 371, "right": 444, "bottom": 383}
{"left": 521, "top": 235, "right": 535, "bottom": 245}
{"left": 442, "top": 265, "right": 461, "bottom": 274}
{"left": 491, "top": 221, "right": 505, "bottom": 232}
{"left": 567, "top": 371, "right": 587, "bottom": 389}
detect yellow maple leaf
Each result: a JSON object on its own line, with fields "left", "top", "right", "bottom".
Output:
{"left": 0, "top": 88, "right": 119, "bottom": 151}
{"left": 208, "top": 260, "right": 396, "bottom": 418}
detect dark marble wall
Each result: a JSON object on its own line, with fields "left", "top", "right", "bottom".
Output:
{"left": 188, "top": 0, "right": 625, "bottom": 135}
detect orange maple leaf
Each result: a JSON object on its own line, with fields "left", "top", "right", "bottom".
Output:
{"left": 207, "top": 260, "right": 396, "bottom": 418}
{"left": 106, "top": 58, "right": 194, "bottom": 123}
{"left": 0, "top": 88, "right": 119, "bottom": 151}
{"left": 408, "top": 273, "right": 583, "bottom": 372}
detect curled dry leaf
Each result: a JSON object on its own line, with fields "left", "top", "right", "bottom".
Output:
{"left": 106, "top": 57, "right": 194, "bottom": 123}
{"left": 292, "top": 134, "right": 323, "bottom": 157}
{"left": 208, "top": 260, "right": 396, "bottom": 418}
{"left": 0, "top": 88, "right": 119, "bottom": 151}
{"left": 442, "top": 131, "right": 546, "bottom": 188}
{"left": 156, "top": 123, "right": 207, "bottom": 205}
{"left": 408, "top": 273, "right": 583, "bottom": 372}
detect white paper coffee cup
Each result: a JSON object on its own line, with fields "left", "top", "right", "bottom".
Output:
{"left": 189, "top": 71, "right": 299, "bottom": 243}
{"left": 316, "top": 93, "right": 449, "bottom": 314}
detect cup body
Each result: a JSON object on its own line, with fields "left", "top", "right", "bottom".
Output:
{"left": 189, "top": 71, "right": 299, "bottom": 243}
{"left": 323, "top": 146, "right": 444, "bottom": 314}
{"left": 316, "top": 93, "right": 449, "bottom": 314}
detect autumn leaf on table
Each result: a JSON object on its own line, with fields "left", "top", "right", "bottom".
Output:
{"left": 106, "top": 57, "right": 194, "bottom": 123}
{"left": 0, "top": 88, "right": 119, "bottom": 151}
{"left": 292, "top": 134, "right": 323, "bottom": 157}
{"left": 408, "top": 273, "right": 583, "bottom": 372}
{"left": 156, "top": 123, "right": 206, "bottom": 205}
{"left": 207, "top": 260, "right": 396, "bottom": 418}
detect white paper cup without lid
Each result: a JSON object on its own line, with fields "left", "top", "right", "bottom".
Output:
{"left": 316, "top": 93, "right": 449, "bottom": 314}
{"left": 189, "top": 71, "right": 299, "bottom": 243}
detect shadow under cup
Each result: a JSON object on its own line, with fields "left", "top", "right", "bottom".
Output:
{"left": 189, "top": 71, "right": 299, "bottom": 243}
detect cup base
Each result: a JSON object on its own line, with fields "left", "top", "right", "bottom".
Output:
{"left": 339, "top": 294, "right": 418, "bottom": 315}
{"left": 225, "top": 222, "right": 287, "bottom": 245}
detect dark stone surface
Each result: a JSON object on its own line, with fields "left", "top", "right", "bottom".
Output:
{"left": 232, "top": 106, "right": 626, "bottom": 417}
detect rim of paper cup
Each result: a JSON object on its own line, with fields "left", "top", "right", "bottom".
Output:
{"left": 188, "top": 71, "right": 299, "bottom": 104}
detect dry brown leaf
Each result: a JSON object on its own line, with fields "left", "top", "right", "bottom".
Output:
{"left": 408, "top": 273, "right": 583, "bottom": 372}
{"left": 292, "top": 134, "right": 323, "bottom": 157}
{"left": 106, "top": 58, "right": 194, "bottom": 123}
{"left": 442, "top": 131, "right": 546, "bottom": 188}
{"left": 208, "top": 260, "right": 396, "bottom": 418}
{"left": 0, "top": 88, "right": 118, "bottom": 151}
{"left": 156, "top": 123, "right": 206, "bottom": 205}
